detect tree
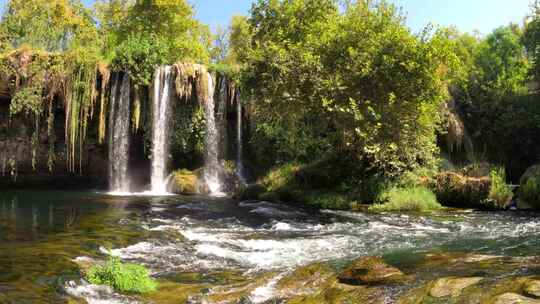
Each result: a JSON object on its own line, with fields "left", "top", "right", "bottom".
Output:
{"left": 1, "top": 0, "right": 98, "bottom": 52}
{"left": 240, "top": 0, "right": 451, "bottom": 177}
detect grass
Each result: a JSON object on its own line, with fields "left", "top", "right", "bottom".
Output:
{"left": 369, "top": 186, "right": 442, "bottom": 212}
{"left": 86, "top": 255, "right": 157, "bottom": 294}
{"left": 485, "top": 167, "right": 513, "bottom": 209}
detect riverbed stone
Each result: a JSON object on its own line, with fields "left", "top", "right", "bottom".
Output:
{"left": 428, "top": 276, "right": 483, "bottom": 298}
{"left": 338, "top": 256, "right": 406, "bottom": 285}
{"left": 491, "top": 293, "right": 540, "bottom": 304}
{"left": 525, "top": 280, "right": 540, "bottom": 298}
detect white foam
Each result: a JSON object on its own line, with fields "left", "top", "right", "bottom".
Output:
{"left": 249, "top": 273, "right": 287, "bottom": 303}
{"left": 64, "top": 280, "right": 137, "bottom": 304}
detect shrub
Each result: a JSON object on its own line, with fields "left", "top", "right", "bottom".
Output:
{"left": 485, "top": 167, "right": 513, "bottom": 209}
{"left": 519, "top": 165, "right": 540, "bottom": 209}
{"left": 430, "top": 172, "right": 491, "bottom": 208}
{"left": 86, "top": 256, "right": 157, "bottom": 294}
{"left": 369, "top": 186, "right": 441, "bottom": 212}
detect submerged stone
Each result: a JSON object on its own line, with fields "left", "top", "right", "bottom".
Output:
{"left": 338, "top": 256, "right": 406, "bottom": 286}
{"left": 428, "top": 276, "right": 483, "bottom": 298}
{"left": 491, "top": 293, "right": 540, "bottom": 304}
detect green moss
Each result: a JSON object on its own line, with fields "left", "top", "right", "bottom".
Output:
{"left": 430, "top": 172, "right": 491, "bottom": 208}
{"left": 86, "top": 256, "right": 157, "bottom": 294}
{"left": 168, "top": 169, "right": 199, "bottom": 194}
{"left": 369, "top": 186, "right": 441, "bottom": 212}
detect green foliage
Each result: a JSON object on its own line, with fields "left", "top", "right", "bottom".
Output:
{"left": 113, "top": 33, "right": 171, "bottom": 86}
{"left": 486, "top": 167, "right": 513, "bottom": 209}
{"left": 1, "top": 0, "right": 99, "bottom": 52}
{"left": 86, "top": 255, "right": 157, "bottom": 294}
{"left": 241, "top": 0, "right": 450, "bottom": 177}
{"left": 369, "top": 186, "right": 441, "bottom": 213}
{"left": 519, "top": 165, "right": 540, "bottom": 209}
{"left": 110, "top": 0, "right": 210, "bottom": 86}
{"left": 521, "top": 178, "right": 540, "bottom": 209}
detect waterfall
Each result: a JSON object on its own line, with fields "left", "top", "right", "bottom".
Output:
{"left": 108, "top": 73, "right": 131, "bottom": 193}
{"left": 236, "top": 91, "right": 246, "bottom": 184}
{"left": 203, "top": 73, "right": 223, "bottom": 195}
{"left": 150, "top": 66, "right": 173, "bottom": 194}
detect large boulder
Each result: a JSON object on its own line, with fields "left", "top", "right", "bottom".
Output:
{"left": 429, "top": 171, "right": 491, "bottom": 208}
{"left": 338, "top": 256, "right": 406, "bottom": 286}
{"left": 519, "top": 165, "right": 540, "bottom": 209}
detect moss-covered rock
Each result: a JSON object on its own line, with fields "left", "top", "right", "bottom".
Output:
{"left": 429, "top": 171, "right": 491, "bottom": 208}
{"left": 167, "top": 169, "right": 200, "bottom": 194}
{"left": 428, "top": 277, "right": 483, "bottom": 298}
{"left": 525, "top": 280, "right": 540, "bottom": 299}
{"left": 338, "top": 256, "right": 407, "bottom": 286}
{"left": 519, "top": 165, "right": 540, "bottom": 209}
{"left": 275, "top": 262, "right": 385, "bottom": 304}
{"left": 491, "top": 293, "right": 540, "bottom": 304}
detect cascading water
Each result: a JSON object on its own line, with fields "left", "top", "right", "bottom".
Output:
{"left": 203, "top": 73, "right": 223, "bottom": 196}
{"left": 108, "top": 73, "right": 131, "bottom": 193}
{"left": 150, "top": 66, "right": 174, "bottom": 194}
{"left": 236, "top": 91, "right": 246, "bottom": 184}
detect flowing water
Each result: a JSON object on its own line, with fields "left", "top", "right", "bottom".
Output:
{"left": 108, "top": 73, "right": 132, "bottom": 193}
{"left": 203, "top": 73, "right": 223, "bottom": 196}
{"left": 150, "top": 66, "right": 174, "bottom": 194}
{"left": 1, "top": 190, "right": 540, "bottom": 303}
{"left": 236, "top": 91, "right": 246, "bottom": 184}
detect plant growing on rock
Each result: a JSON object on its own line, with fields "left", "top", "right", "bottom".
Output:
{"left": 485, "top": 167, "right": 513, "bottom": 209}
{"left": 86, "top": 255, "right": 157, "bottom": 294}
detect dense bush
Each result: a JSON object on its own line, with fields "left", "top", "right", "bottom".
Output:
{"left": 369, "top": 186, "right": 441, "bottom": 212}
{"left": 86, "top": 256, "right": 157, "bottom": 294}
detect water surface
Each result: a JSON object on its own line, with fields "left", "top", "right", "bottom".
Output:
{"left": 0, "top": 190, "right": 539, "bottom": 303}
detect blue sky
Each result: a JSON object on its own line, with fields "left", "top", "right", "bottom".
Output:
{"left": 0, "top": 0, "right": 533, "bottom": 35}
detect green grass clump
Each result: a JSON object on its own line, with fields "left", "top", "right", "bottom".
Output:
{"left": 369, "top": 186, "right": 441, "bottom": 212}
{"left": 86, "top": 256, "right": 157, "bottom": 294}
{"left": 486, "top": 167, "right": 513, "bottom": 209}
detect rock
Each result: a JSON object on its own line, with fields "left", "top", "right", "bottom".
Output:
{"left": 429, "top": 171, "right": 491, "bottom": 208}
{"left": 428, "top": 277, "right": 483, "bottom": 298}
{"left": 277, "top": 262, "right": 337, "bottom": 296}
{"left": 525, "top": 280, "right": 540, "bottom": 298}
{"left": 519, "top": 165, "right": 540, "bottom": 209}
{"left": 491, "top": 293, "right": 540, "bottom": 304}
{"left": 167, "top": 169, "right": 199, "bottom": 194}
{"left": 338, "top": 256, "right": 406, "bottom": 285}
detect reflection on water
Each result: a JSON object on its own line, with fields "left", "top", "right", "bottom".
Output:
{"left": 0, "top": 190, "right": 540, "bottom": 303}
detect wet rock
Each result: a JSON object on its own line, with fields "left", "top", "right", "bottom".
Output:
{"left": 525, "top": 280, "right": 540, "bottom": 298}
{"left": 491, "top": 293, "right": 540, "bottom": 304}
{"left": 277, "top": 263, "right": 337, "bottom": 296}
{"left": 338, "top": 256, "right": 406, "bottom": 285}
{"left": 274, "top": 262, "right": 385, "bottom": 303}
{"left": 168, "top": 169, "right": 200, "bottom": 194}
{"left": 428, "top": 276, "right": 483, "bottom": 298}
